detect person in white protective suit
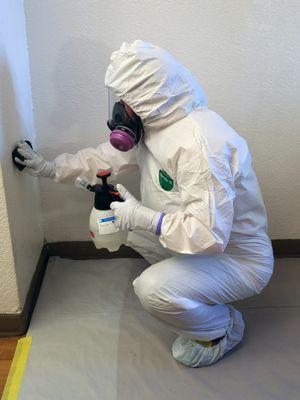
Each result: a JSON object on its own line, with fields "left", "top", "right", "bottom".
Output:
{"left": 15, "top": 40, "right": 274, "bottom": 367}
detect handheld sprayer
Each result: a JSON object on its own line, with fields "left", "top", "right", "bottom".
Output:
{"left": 75, "top": 170, "right": 128, "bottom": 252}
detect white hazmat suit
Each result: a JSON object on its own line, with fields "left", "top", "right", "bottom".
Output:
{"left": 52, "top": 41, "right": 274, "bottom": 367}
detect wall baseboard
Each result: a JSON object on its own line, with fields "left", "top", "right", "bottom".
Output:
{"left": 47, "top": 240, "right": 300, "bottom": 259}
{"left": 0, "top": 239, "right": 299, "bottom": 337}
{"left": 271, "top": 240, "right": 300, "bottom": 258}
{"left": 47, "top": 242, "right": 142, "bottom": 259}
{"left": 0, "top": 243, "right": 139, "bottom": 337}
{"left": 0, "top": 244, "right": 49, "bottom": 338}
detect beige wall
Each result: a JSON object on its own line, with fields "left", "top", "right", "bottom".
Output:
{"left": 0, "top": 1, "right": 44, "bottom": 313}
{"left": 0, "top": 167, "right": 20, "bottom": 313}
{"left": 24, "top": 0, "right": 300, "bottom": 241}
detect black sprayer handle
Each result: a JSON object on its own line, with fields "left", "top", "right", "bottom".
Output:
{"left": 97, "top": 170, "right": 111, "bottom": 188}
{"left": 96, "top": 170, "right": 124, "bottom": 201}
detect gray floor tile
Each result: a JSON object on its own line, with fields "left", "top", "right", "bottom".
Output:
{"left": 19, "top": 257, "right": 300, "bottom": 400}
{"left": 116, "top": 308, "right": 300, "bottom": 400}
{"left": 34, "top": 257, "right": 148, "bottom": 316}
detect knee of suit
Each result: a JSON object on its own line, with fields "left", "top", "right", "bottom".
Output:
{"left": 246, "top": 265, "right": 274, "bottom": 295}
{"left": 133, "top": 272, "right": 199, "bottom": 315}
{"left": 133, "top": 273, "right": 164, "bottom": 313}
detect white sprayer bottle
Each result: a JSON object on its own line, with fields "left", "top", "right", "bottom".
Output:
{"left": 75, "top": 170, "right": 128, "bottom": 252}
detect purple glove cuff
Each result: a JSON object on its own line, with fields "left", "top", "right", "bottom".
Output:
{"left": 155, "top": 213, "right": 165, "bottom": 236}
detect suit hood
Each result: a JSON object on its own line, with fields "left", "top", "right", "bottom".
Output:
{"left": 105, "top": 40, "right": 206, "bottom": 131}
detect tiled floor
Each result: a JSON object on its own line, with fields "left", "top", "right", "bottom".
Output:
{"left": 17, "top": 257, "right": 300, "bottom": 400}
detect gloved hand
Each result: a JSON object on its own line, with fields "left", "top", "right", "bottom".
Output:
{"left": 14, "top": 141, "right": 56, "bottom": 178}
{"left": 110, "top": 184, "right": 165, "bottom": 235}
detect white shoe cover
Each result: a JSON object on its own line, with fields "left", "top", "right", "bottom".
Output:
{"left": 172, "top": 306, "right": 245, "bottom": 367}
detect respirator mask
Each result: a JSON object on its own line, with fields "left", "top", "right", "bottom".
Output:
{"left": 107, "top": 90, "right": 144, "bottom": 152}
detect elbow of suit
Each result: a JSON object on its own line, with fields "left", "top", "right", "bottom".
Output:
{"left": 210, "top": 240, "right": 226, "bottom": 254}
{"left": 202, "top": 228, "right": 231, "bottom": 254}
{"left": 211, "top": 232, "right": 231, "bottom": 254}
{"left": 198, "top": 238, "right": 226, "bottom": 255}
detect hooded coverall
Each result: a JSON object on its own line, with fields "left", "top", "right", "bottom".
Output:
{"left": 53, "top": 40, "right": 274, "bottom": 366}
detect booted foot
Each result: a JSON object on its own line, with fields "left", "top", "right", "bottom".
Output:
{"left": 172, "top": 306, "right": 245, "bottom": 367}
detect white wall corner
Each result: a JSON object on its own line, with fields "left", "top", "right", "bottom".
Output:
{"left": 0, "top": 0, "right": 44, "bottom": 314}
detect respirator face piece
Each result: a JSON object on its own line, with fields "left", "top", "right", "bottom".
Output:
{"left": 107, "top": 90, "right": 144, "bottom": 152}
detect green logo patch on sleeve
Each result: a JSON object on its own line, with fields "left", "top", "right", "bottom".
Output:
{"left": 159, "top": 169, "right": 174, "bottom": 191}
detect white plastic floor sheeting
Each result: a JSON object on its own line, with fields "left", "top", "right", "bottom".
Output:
{"left": 19, "top": 257, "right": 300, "bottom": 400}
